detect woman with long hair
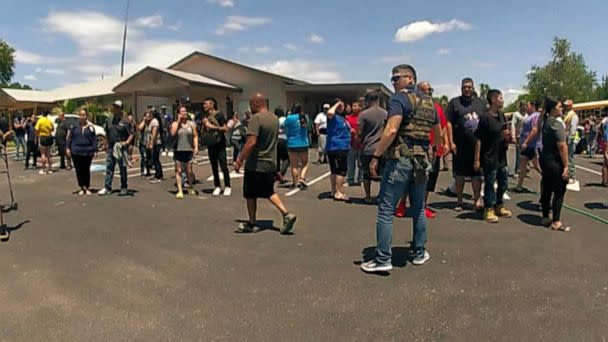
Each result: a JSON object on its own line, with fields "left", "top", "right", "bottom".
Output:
{"left": 34, "top": 110, "right": 54, "bottom": 175}
{"left": 283, "top": 104, "right": 310, "bottom": 189}
{"left": 538, "top": 96, "right": 570, "bottom": 231}
{"left": 171, "top": 105, "right": 199, "bottom": 199}
{"left": 275, "top": 107, "right": 290, "bottom": 183}
{"left": 66, "top": 108, "right": 97, "bottom": 195}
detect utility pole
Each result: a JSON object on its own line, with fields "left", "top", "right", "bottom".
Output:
{"left": 120, "top": 0, "right": 130, "bottom": 77}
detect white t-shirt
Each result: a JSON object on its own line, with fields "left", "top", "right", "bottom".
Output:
{"left": 314, "top": 112, "right": 327, "bottom": 131}
{"left": 278, "top": 117, "right": 287, "bottom": 140}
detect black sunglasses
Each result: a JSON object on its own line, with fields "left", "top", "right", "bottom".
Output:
{"left": 391, "top": 74, "right": 411, "bottom": 84}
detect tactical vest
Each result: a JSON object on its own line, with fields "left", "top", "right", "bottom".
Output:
{"left": 387, "top": 90, "right": 436, "bottom": 159}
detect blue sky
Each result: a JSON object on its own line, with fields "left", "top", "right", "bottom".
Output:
{"left": 2, "top": 0, "right": 607, "bottom": 103}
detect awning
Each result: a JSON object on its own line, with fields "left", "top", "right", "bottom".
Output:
{"left": 0, "top": 88, "right": 55, "bottom": 109}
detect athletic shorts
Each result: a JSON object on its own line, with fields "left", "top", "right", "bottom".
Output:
{"left": 174, "top": 151, "right": 193, "bottom": 163}
{"left": 520, "top": 146, "right": 538, "bottom": 160}
{"left": 39, "top": 136, "right": 54, "bottom": 147}
{"left": 317, "top": 134, "right": 327, "bottom": 152}
{"left": 360, "top": 155, "right": 384, "bottom": 181}
{"left": 243, "top": 171, "right": 275, "bottom": 199}
{"left": 288, "top": 147, "right": 308, "bottom": 153}
{"left": 452, "top": 143, "right": 481, "bottom": 178}
{"left": 327, "top": 150, "right": 348, "bottom": 176}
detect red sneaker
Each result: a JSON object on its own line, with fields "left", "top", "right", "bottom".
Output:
{"left": 425, "top": 206, "right": 436, "bottom": 219}
{"left": 395, "top": 200, "right": 407, "bottom": 218}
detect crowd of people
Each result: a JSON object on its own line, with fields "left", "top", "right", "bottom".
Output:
{"left": 1, "top": 62, "right": 608, "bottom": 265}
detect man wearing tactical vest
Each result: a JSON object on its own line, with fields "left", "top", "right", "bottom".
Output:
{"left": 361, "top": 64, "right": 442, "bottom": 273}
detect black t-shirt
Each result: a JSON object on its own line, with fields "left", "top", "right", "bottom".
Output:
{"left": 475, "top": 111, "right": 508, "bottom": 170}
{"left": 105, "top": 115, "right": 132, "bottom": 147}
{"left": 0, "top": 117, "right": 9, "bottom": 133}
{"left": 211, "top": 112, "right": 227, "bottom": 148}
{"left": 55, "top": 118, "right": 72, "bottom": 142}
{"left": 447, "top": 96, "right": 487, "bottom": 146}
{"left": 13, "top": 116, "right": 26, "bottom": 136}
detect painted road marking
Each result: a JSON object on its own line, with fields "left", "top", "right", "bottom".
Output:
{"left": 576, "top": 165, "right": 602, "bottom": 176}
{"left": 286, "top": 172, "right": 331, "bottom": 197}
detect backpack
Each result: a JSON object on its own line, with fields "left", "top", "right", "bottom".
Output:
{"left": 201, "top": 115, "right": 222, "bottom": 147}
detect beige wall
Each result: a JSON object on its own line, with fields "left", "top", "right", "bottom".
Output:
{"left": 173, "top": 55, "right": 289, "bottom": 113}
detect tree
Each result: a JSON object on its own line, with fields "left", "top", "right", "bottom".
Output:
{"left": 526, "top": 37, "right": 597, "bottom": 102}
{"left": 4, "top": 82, "right": 32, "bottom": 90}
{"left": 0, "top": 39, "right": 15, "bottom": 86}
{"left": 595, "top": 75, "right": 608, "bottom": 100}
{"left": 479, "top": 83, "right": 491, "bottom": 101}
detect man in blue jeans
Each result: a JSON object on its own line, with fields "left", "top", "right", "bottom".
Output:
{"left": 13, "top": 113, "right": 26, "bottom": 160}
{"left": 361, "top": 64, "right": 442, "bottom": 273}
{"left": 474, "top": 90, "right": 513, "bottom": 223}
{"left": 98, "top": 100, "right": 133, "bottom": 196}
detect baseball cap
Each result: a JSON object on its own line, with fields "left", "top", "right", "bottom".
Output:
{"left": 564, "top": 99, "right": 574, "bottom": 106}
{"left": 323, "top": 103, "right": 330, "bottom": 109}
{"left": 112, "top": 100, "right": 123, "bottom": 108}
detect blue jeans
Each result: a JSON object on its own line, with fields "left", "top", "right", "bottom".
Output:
{"left": 567, "top": 139, "right": 577, "bottom": 178}
{"left": 14, "top": 135, "right": 26, "bottom": 159}
{"left": 347, "top": 149, "right": 363, "bottom": 184}
{"left": 104, "top": 148, "right": 128, "bottom": 190}
{"left": 375, "top": 156, "right": 427, "bottom": 265}
{"left": 483, "top": 166, "right": 509, "bottom": 208}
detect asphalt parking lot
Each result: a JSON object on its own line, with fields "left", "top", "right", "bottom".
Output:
{"left": 1, "top": 148, "right": 607, "bottom": 341}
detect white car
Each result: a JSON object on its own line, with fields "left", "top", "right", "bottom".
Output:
{"left": 48, "top": 114, "right": 106, "bottom": 153}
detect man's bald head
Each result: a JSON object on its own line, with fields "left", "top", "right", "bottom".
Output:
{"left": 249, "top": 93, "right": 268, "bottom": 114}
{"left": 417, "top": 81, "right": 432, "bottom": 96}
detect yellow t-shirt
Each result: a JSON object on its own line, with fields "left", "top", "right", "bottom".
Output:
{"left": 35, "top": 116, "right": 54, "bottom": 137}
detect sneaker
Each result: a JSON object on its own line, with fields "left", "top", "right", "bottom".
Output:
{"left": 97, "top": 188, "right": 110, "bottom": 196}
{"left": 495, "top": 206, "right": 512, "bottom": 218}
{"left": 395, "top": 200, "right": 407, "bottom": 218}
{"left": 149, "top": 178, "right": 162, "bottom": 184}
{"left": 502, "top": 192, "right": 511, "bottom": 201}
{"left": 77, "top": 189, "right": 85, "bottom": 196}
{"left": 281, "top": 213, "right": 297, "bottom": 234}
{"left": 0, "top": 225, "right": 9, "bottom": 241}
{"left": 212, "top": 187, "right": 222, "bottom": 196}
{"left": 298, "top": 181, "right": 309, "bottom": 190}
{"left": 360, "top": 260, "right": 393, "bottom": 273}
{"left": 168, "top": 151, "right": 174, "bottom": 157}
{"left": 223, "top": 187, "right": 232, "bottom": 196}
{"left": 85, "top": 189, "right": 92, "bottom": 196}
{"left": 484, "top": 208, "right": 499, "bottom": 223}
{"left": 47, "top": 170, "right": 54, "bottom": 174}
{"left": 425, "top": 206, "right": 436, "bottom": 219}
{"left": 161, "top": 151, "right": 167, "bottom": 157}
{"left": 188, "top": 189, "right": 197, "bottom": 196}
{"left": 176, "top": 192, "right": 184, "bottom": 199}
{"left": 119, "top": 189, "right": 129, "bottom": 196}
{"left": 237, "top": 221, "right": 260, "bottom": 233}
{"left": 38, "top": 169, "right": 47, "bottom": 175}
{"left": 412, "top": 251, "right": 430, "bottom": 266}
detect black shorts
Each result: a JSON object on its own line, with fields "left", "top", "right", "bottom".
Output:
{"left": 426, "top": 155, "right": 441, "bottom": 192}
{"left": 453, "top": 144, "right": 481, "bottom": 178}
{"left": 39, "top": 136, "right": 54, "bottom": 147}
{"left": 243, "top": 171, "right": 275, "bottom": 199}
{"left": 174, "top": 151, "right": 193, "bottom": 163}
{"left": 288, "top": 146, "right": 308, "bottom": 153}
{"left": 360, "top": 155, "right": 383, "bottom": 181}
{"left": 327, "top": 150, "right": 348, "bottom": 176}
{"left": 520, "top": 146, "right": 538, "bottom": 160}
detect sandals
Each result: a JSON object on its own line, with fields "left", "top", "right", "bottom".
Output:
{"left": 333, "top": 193, "right": 350, "bottom": 202}
{"left": 550, "top": 222, "right": 571, "bottom": 232}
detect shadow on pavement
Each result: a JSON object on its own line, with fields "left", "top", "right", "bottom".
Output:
{"left": 233, "top": 219, "right": 293, "bottom": 235}
{"left": 517, "top": 214, "right": 546, "bottom": 228}
{"left": 317, "top": 192, "right": 334, "bottom": 200}
{"left": 429, "top": 201, "right": 459, "bottom": 211}
{"left": 517, "top": 200, "right": 541, "bottom": 212}
{"left": 583, "top": 182, "right": 607, "bottom": 188}
{"left": 6, "top": 220, "right": 30, "bottom": 233}
{"left": 348, "top": 197, "right": 378, "bottom": 206}
{"left": 455, "top": 211, "right": 481, "bottom": 220}
{"left": 584, "top": 202, "right": 607, "bottom": 210}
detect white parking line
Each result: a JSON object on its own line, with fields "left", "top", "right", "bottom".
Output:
{"left": 286, "top": 172, "right": 331, "bottom": 197}
{"left": 576, "top": 165, "right": 602, "bottom": 176}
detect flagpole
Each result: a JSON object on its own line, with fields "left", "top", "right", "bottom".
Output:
{"left": 120, "top": 0, "right": 130, "bottom": 77}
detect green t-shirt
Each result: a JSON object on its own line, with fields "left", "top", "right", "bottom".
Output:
{"left": 245, "top": 110, "right": 279, "bottom": 173}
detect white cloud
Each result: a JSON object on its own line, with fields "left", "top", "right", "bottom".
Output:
{"left": 208, "top": 0, "right": 235, "bottom": 7}
{"left": 255, "top": 46, "right": 271, "bottom": 54}
{"left": 168, "top": 20, "right": 182, "bottom": 32}
{"left": 237, "top": 46, "right": 250, "bottom": 53}
{"left": 215, "top": 16, "right": 270, "bottom": 35}
{"left": 432, "top": 83, "right": 461, "bottom": 98}
{"left": 283, "top": 43, "right": 297, "bottom": 51}
{"left": 134, "top": 15, "right": 163, "bottom": 29}
{"left": 24, "top": 74, "right": 37, "bottom": 81}
{"left": 255, "top": 60, "right": 342, "bottom": 83}
{"left": 43, "top": 68, "right": 66, "bottom": 75}
{"left": 308, "top": 34, "right": 324, "bottom": 44}
{"left": 43, "top": 10, "right": 138, "bottom": 56}
{"left": 437, "top": 48, "right": 450, "bottom": 55}
{"left": 15, "top": 50, "right": 43, "bottom": 64}
{"left": 35, "top": 67, "right": 43, "bottom": 73}
{"left": 395, "top": 19, "right": 471, "bottom": 42}
{"left": 503, "top": 88, "right": 526, "bottom": 105}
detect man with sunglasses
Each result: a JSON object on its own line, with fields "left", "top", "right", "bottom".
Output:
{"left": 361, "top": 65, "right": 442, "bottom": 273}
{"left": 446, "top": 78, "right": 487, "bottom": 211}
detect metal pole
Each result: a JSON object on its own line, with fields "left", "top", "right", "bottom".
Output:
{"left": 120, "top": 0, "right": 130, "bottom": 77}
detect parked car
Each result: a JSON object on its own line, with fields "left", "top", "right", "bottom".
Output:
{"left": 48, "top": 114, "right": 106, "bottom": 154}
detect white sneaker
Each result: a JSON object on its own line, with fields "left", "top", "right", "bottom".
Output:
{"left": 223, "top": 187, "right": 232, "bottom": 196}
{"left": 38, "top": 169, "right": 46, "bottom": 175}
{"left": 212, "top": 187, "right": 222, "bottom": 196}
{"left": 161, "top": 151, "right": 167, "bottom": 157}
{"left": 168, "top": 151, "right": 174, "bottom": 157}
{"left": 98, "top": 188, "right": 110, "bottom": 196}
{"left": 503, "top": 192, "right": 511, "bottom": 201}
{"left": 78, "top": 190, "right": 85, "bottom": 196}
